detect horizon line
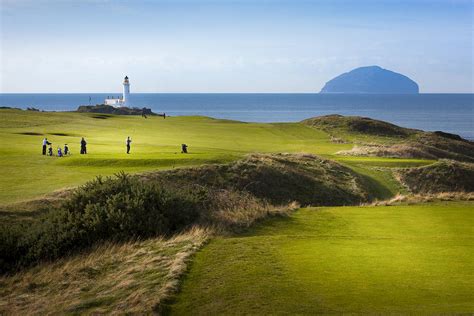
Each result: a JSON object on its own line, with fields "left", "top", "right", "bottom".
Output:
{"left": 1, "top": 92, "right": 474, "bottom": 95}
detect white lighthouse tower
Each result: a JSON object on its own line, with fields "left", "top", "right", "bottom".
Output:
{"left": 104, "top": 76, "right": 131, "bottom": 107}
{"left": 123, "top": 75, "right": 130, "bottom": 106}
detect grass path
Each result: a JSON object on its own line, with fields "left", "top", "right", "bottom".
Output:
{"left": 170, "top": 202, "right": 474, "bottom": 314}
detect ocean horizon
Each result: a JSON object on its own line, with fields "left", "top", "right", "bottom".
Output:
{"left": 1, "top": 93, "right": 473, "bottom": 140}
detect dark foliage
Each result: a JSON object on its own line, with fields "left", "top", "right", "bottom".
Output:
{"left": 433, "top": 131, "right": 463, "bottom": 141}
{"left": 77, "top": 104, "right": 156, "bottom": 116}
{"left": 0, "top": 173, "right": 205, "bottom": 273}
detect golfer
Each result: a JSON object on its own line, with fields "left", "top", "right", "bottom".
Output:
{"left": 126, "top": 136, "right": 132, "bottom": 154}
{"left": 80, "top": 137, "right": 87, "bottom": 154}
{"left": 42, "top": 138, "right": 51, "bottom": 155}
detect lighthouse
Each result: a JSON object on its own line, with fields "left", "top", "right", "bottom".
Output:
{"left": 104, "top": 76, "right": 131, "bottom": 107}
{"left": 123, "top": 76, "right": 130, "bottom": 106}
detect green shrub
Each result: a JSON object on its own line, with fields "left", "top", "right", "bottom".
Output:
{"left": 0, "top": 223, "right": 27, "bottom": 273}
{"left": 0, "top": 173, "right": 205, "bottom": 273}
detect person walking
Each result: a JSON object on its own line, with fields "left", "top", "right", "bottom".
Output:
{"left": 42, "top": 138, "right": 51, "bottom": 155}
{"left": 126, "top": 136, "right": 132, "bottom": 154}
{"left": 80, "top": 137, "right": 87, "bottom": 154}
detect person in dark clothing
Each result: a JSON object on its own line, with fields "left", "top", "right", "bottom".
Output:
{"left": 126, "top": 136, "right": 132, "bottom": 154}
{"left": 42, "top": 138, "right": 51, "bottom": 155}
{"left": 181, "top": 144, "right": 188, "bottom": 153}
{"left": 80, "top": 137, "right": 87, "bottom": 154}
{"left": 64, "top": 144, "right": 69, "bottom": 155}
{"left": 48, "top": 145, "right": 53, "bottom": 156}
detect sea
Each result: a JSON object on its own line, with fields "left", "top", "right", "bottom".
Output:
{"left": 1, "top": 93, "right": 473, "bottom": 140}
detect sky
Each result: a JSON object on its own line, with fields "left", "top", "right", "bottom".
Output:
{"left": 0, "top": 0, "right": 473, "bottom": 93}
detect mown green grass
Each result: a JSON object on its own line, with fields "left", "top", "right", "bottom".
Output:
{"left": 0, "top": 109, "right": 431, "bottom": 204}
{"left": 170, "top": 201, "right": 474, "bottom": 314}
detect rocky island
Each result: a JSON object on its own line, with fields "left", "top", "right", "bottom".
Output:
{"left": 76, "top": 104, "right": 156, "bottom": 116}
{"left": 320, "top": 65, "right": 419, "bottom": 94}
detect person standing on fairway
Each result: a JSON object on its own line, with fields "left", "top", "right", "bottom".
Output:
{"left": 126, "top": 136, "right": 132, "bottom": 154}
{"left": 80, "top": 137, "right": 87, "bottom": 154}
{"left": 42, "top": 138, "right": 51, "bottom": 155}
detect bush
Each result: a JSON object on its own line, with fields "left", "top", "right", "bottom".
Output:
{"left": 0, "top": 173, "right": 205, "bottom": 273}
{"left": 0, "top": 223, "right": 27, "bottom": 273}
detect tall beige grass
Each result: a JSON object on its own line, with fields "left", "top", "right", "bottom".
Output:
{"left": 366, "top": 192, "right": 474, "bottom": 206}
{"left": 0, "top": 226, "right": 211, "bottom": 315}
{"left": 0, "top": 190, "right": 299, "bottom": 315}
{"left": 208, "top": 189, "right": 299, "bottom": 230}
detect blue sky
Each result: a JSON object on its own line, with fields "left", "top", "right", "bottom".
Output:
{"left": 0, "top": 0, "right": 472, "bottom": 93}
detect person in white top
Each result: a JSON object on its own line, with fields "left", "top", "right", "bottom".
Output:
{"left": 126, "top": 137, "right": 132, "bottom": 154}
{"left": 42, "top": 138, "right": 51, "bottom": 155}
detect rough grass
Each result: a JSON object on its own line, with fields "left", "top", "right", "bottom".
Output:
{"left": 0, "top": 152, "right": 379, "bottom": 227}
{"left": 0, "top": 172, "right": 300, "bottom": 314}
{"left": 303, "top": 114, "right": 416, "bottom": 139}
{"left": 143, "top": 153, "right": 377, "bottom": 206}
{"left": 337, "top": 141, "right": 474, "bottom": 162}
{"left": 170, "top": 201, "right": 474, "bottom": 314}
{"left": 303, "top": 114, "right": 474, "bottom": 162}
{"left": 0, "top": 227, "right": 211, "bottom": 315}
{"left": 396, "top": 160, "right": 474, "bottom": 193}
{"left": 368, "top": 192, "right": 474, "bottom": 206}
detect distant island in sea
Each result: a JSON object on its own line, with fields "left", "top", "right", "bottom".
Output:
{"left": 320, "top": 65, "right": 419, "bottom": 94}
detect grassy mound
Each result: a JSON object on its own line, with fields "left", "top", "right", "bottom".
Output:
{"left": 303, "top": 115, "right": 474, "bottom": 162}
{"left": 412, "top": 133, "right": 474, "bottom": 162}
{"left": 143, "top": 153, "right": 374, "bottom": 206}
{"left": 303, "top": 114, "right": 414, "bottom": 138}
{"left": 397, "top": 160, "right": 474, "bottom": 194}
{"left": 0, "top": 153, "right": 375, "bottom": 273}
{"left": 338, "top": 140, "right": 474, "bottom": 162}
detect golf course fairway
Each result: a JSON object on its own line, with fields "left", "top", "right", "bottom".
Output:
{"left": 170, "top": 202, "right": 474, "bottom": 314}
{"left": 0, "top": 109, "right": 432, "bottom": 204}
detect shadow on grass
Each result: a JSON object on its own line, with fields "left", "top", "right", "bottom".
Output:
{"left": 357, "top": 172, "right": 394, "bottom": 200}
{"left": 49, "top": 132, "right": 78, "bottom": 137}
{"left": 57, "top": 157, "right": 232, "bottom": 168}
{"left": 15, "top": 132, "right": 43, "bottom": 136}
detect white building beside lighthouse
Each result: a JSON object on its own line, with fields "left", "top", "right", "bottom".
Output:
{"left": 104, "top": 76, "right": 131, "bottom": 107}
